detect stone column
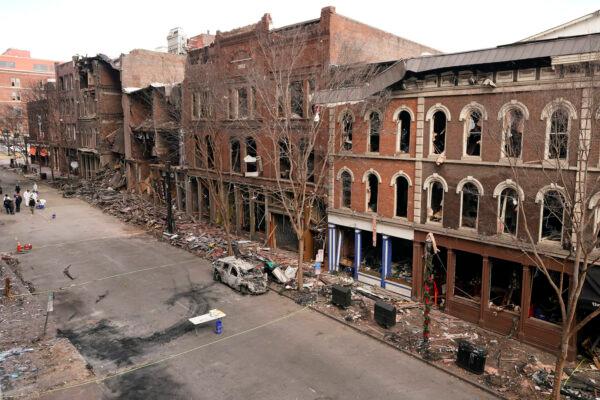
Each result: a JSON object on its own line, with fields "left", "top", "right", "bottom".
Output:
{"left": 328, "top": 223, "right": 337, "bottom": 272}
{"left": 353, "top": 229, "right": 361, "bottom": 280}
{"left": 381, "top": 235, "right": 390, "bottom": 288}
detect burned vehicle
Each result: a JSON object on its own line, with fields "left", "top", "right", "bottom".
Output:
{"left": 212, "top": 256, "right": 268, "bottom": 294}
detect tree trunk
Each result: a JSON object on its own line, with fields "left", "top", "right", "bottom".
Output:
{"left": 552, "top": 339, "right": 569, "bottom": 399}
{"left": 297, "top": 236, "right": 304, "bottom": 289}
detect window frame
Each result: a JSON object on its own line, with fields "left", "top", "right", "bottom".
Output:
{"left": 498, "top": 101, "right": 529, "bottom": 161}
{"left": 365, "top": 110, "right": 382, "bottom": 154}
{"left": 362, "top": 169, "right": 382, "bottom": 213}
{"left": 541, "top": 99, "right": 577, "bottom": 162}
{"left": 459, "top": 102, "right": 487, "bottom": 160}
{"left": 426, "top": 104, "right": 451, "bottom": 156}
{"left": 456, "top": 177, "right": 484, "bottom": 230}
{"left": 423, "top": 173, "right": 448, "bottom": 224}
{"left": 536, "top": 186, "right": 566, "bottom": 244}
{"left": 392, "top": 106, "right": 414, "bottom": 154}
{"left": 339, "top": 110, "right": 354, "bottom": 152}
{"left": 339, "top": 170, "right": 353, "bottom": 209}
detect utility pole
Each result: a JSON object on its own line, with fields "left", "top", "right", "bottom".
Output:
{"left": 164, "top": 161, "right": 176, "bottom": 234}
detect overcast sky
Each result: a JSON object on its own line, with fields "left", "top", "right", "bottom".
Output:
{"left": 3, "top": 0, "right": 598, "bottom": 62}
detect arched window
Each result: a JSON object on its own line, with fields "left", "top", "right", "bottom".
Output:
{"left": 341, "top": 171, "right": 352, "bottom": 208}
{"left": 368, "top": 111, "right": 380, "bottom": 153}
{"left": 460, "top": 182, "right": 479, "bottom": 228}
{"left": 547, "top": 108, "right": 569, "bottom": 160}
{"left": 341, "top": 112, "right": 353, "bottom": 151}
{"left": 394, "top": 176, "right": 409, "bottom": 217}
{"left": 498, "top": 188, "right": 519, "bottom": 235}
{"left": 431, "top": 111, "right": 447, "bottom": 154}
{"left": 398, "top": 111, "right": 411, "bottom": 153}
{"left": 465, "top": 110, "right": 482, "bottom": 157}
{"left": 366, "top": 173, "right": 379, "bottom": 212}
{"left": 540, "top": 190, "right": 564, "bottom": 242}
{"left": 503, "top": 108, "right": 524, "bottom": 158}
{"left": 428, "top": 181, "right": 444, "bottom": 222}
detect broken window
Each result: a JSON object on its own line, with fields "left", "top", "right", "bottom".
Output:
{"left": 366, "top": 173, "right": 379, "bottom": 212}
{"left": 192, "top": 92, "right": 199, "bottom": 119}
{"left": 541, "top": 190, "right": 564, "bottom": 242}
{"left": 245, "top": 137, "right": 257, "bottom": 174}
{"left": 431, "top": 111, "right": 446, "bottom": 154}
{"left": 548, "top": 108, "right": 569, "bottom": 160}
{"left": 254, "top": 193, "right": 266, "bottom": 233}
{"left": 460, "top": 182, "right": 479, "bottom": 229}
{"left": 395, "top": 176, "right": 409, "bottom": 218}
{"left": 79, "top": 70, "right": 89, "bottom": 89}
{"left": 299, "top": 139, "right": 314, "bottom": 182}
{"left": 489, "top": 259, "right": 522, "bottom": 311}
{"left": 290, "top": 80, "right": 304, "bottom": 118}
{"left": 231, "top": 139, "right": 241, "bottom": 173}
{"left": 530, "top": 269, "right": 569, "bottom": 324}
{"left": 503, "top": 108, "right": 524, "bottom": 158}
{"left": 237, "top": 87, "right": 248, "bottom": 119}
{"left": 389, "top": 237, "right": 413, "bottom": 286}
{"left": 454, "top": 251, "right": 483, "bottom": 302}
{"left": 341, "top": 112, "right": 353, "bottom": 151}
{"left": 428, "top": 181, "right": 444, "bottom": 223}
{"left": 368, "top": 111, "right": 380, "bottom": 153}
{"left": 206, "top": 136, "right": 214, "bottom": 169}
{"left": 341, "top": 171, "right": 352, "bottom": 208}
{"left": 201, "top": 183, "right": 211, "bottom": 219}
{"left": 465, "top": 110, "right": 482, "bottom": 157}
{"left": 398, "top": 111, "right": 411, "bottom": 153}
{"left": 279, "top": 139, "right": 291, "bottom": 179}
{"left": 228, "top": 89, "right": 235, "bottom": 119}
{"left": 498, "top": 187, "right": 518, "bottom": 235}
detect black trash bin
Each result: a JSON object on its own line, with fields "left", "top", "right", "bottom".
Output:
{"left": 456, "top": 340, "right": 487, "bottom": 374}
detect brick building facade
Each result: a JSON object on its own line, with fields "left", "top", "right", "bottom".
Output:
{"left": 0, "top": 49, "right": 56, "bottom": 148}
{"left": 322, "top": 34, "right": 600, "bottom": 357}
{"left": 181, "top": 6, "right": 437, "bottom": 256}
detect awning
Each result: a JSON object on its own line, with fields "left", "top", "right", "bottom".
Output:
{"left": 579, "top": 266, "right": 600, "bottom": 312}
{"left": 29, "top": 146, "right": 37, "bottom": 156}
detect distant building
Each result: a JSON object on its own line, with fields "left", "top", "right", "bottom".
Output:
{"left": 0, "top": 48, "right": 57, "bottom": 138}
{"left": 167, "top": 27, "right": 188, "bottom": 55}
{"left": 522, "top": 9, "right": 600, "bottom": 41}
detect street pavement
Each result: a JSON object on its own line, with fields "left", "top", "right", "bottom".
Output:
{"left": 0, "top": 167, "right": 496, "bottom": 400}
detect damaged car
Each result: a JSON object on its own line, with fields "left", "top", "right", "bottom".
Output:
{"left": 212, "top": 256, "right": 268, "bottom": 295}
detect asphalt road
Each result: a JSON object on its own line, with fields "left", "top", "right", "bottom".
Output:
{"left": 0, "top": 167, "right": 496, "bottom": 400}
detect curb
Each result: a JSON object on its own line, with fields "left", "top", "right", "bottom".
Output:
{"left": 269, "top": 284, "right": 507, "bottom": 400}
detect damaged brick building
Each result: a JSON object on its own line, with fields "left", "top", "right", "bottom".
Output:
{"left": 320, "top": 33, "right": 600, "bottom": 357}
{"left": 181, "top": 6, "right": 437, "bottom": 257}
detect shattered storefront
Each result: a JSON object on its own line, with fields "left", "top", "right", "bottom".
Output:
{"left": 412, "top": 230, "right": 579, "bottom": 359}
{"left": 328, "top": 212, "right": 415, "bottom": 298}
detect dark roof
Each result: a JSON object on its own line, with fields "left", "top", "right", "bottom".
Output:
{"left": 405, "top": 33, "right": 600, "bottom": 74}
{"left": 314, "top": 33, "right": 600, "bottom": 104}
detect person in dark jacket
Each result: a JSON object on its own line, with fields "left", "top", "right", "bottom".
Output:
{"left": 15, "top": 182, "right": 20, "bottom": 194}
{"left": 28, "top": 196, "right": 36, "bottom": 214}
{"left": 3, "top": 195, "right": 10, "bottom": 214}
{"left": 14, "top": 192, "right": 22, "bottom": 212}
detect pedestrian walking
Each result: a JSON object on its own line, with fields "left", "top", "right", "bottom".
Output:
{"left": 15, "top": 182, "right": 20, "bottom": 194}
{"left": 28, "top": 196, "right": 36, "bottom": 214}
{"left": 32, "top": 182, "right": 38, "bottom": 194}
{"left": 3, "top": 195, "right": 11, "bottom": 214}
{"left": 14, "top": 192, "right": 22, "bottom": 213}
{"left": 8, "top": 197, "right": 14, "bottom": 214}
{"left": 23, "top": 189, "right": 30, "bottom": 207}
